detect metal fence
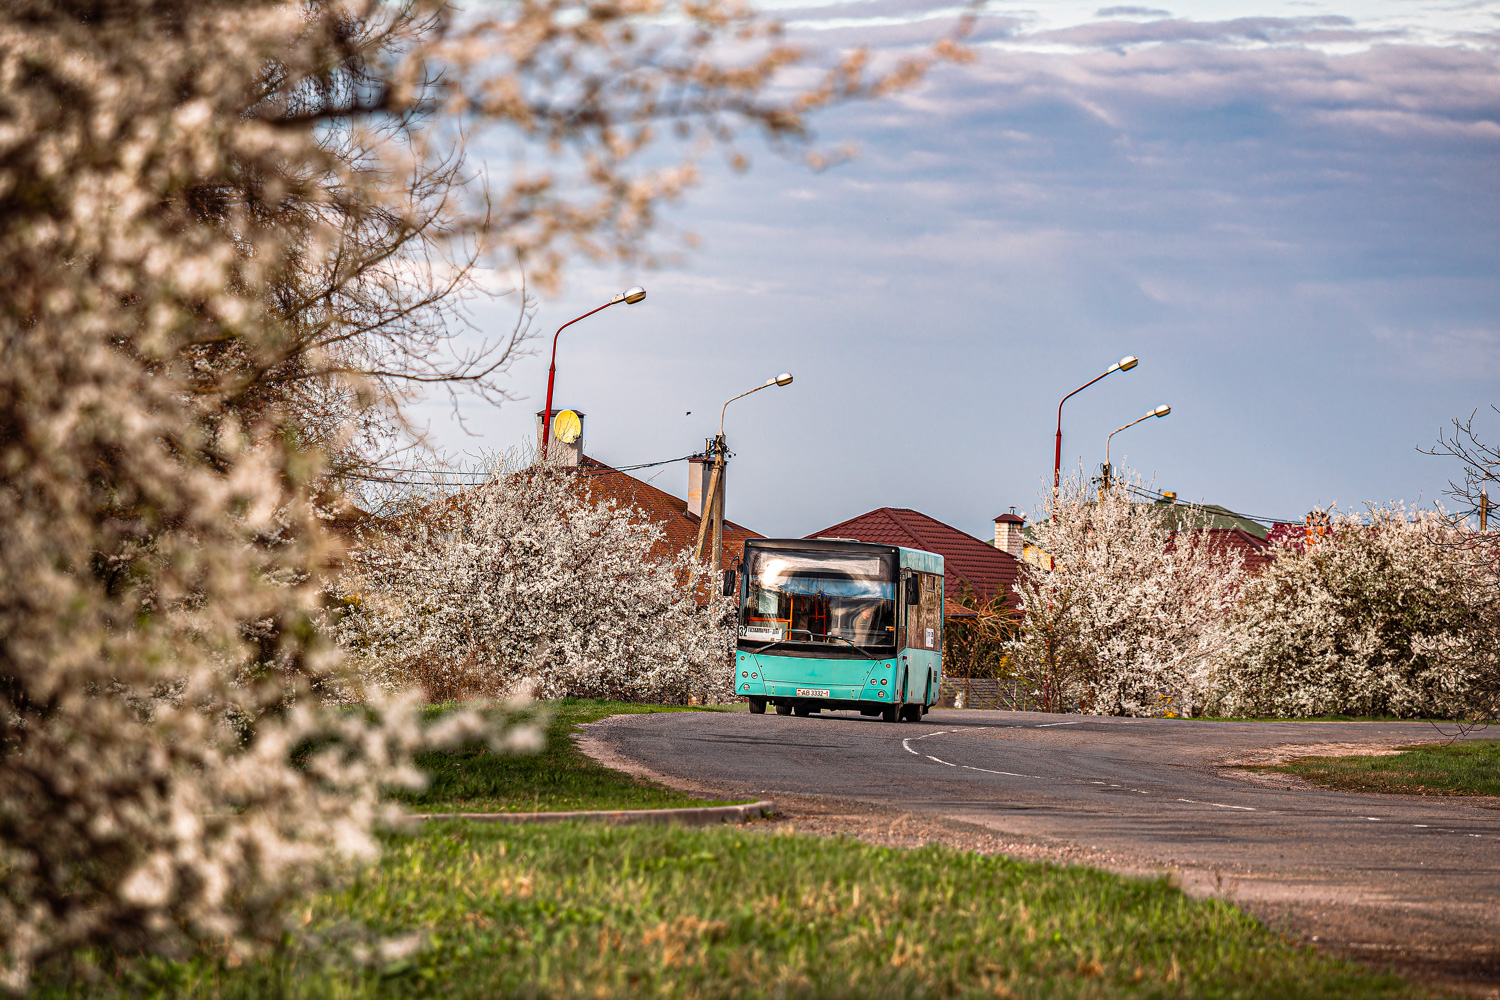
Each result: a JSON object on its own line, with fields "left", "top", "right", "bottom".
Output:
{"left": 937, "top": 677, "right": 1042, "bottom": 712}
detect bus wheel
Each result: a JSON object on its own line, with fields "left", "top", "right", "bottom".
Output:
{"left": 748, "top": 698, "right": 766, "bottom": 715}
{"left": 793, "top": 702, "right": 812, "bottom": 717}
{"left": 775, "top": 702, "right": 792, "bottom": 716}
{"left": 880, "top": 704, "right": 899, "bottom": 723}
{"left": 900, "top": 703, "right": 922, "bottom": 722}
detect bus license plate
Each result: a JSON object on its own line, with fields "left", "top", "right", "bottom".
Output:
{"left": 796, "top": 688, "right": 830, "bottom": 698}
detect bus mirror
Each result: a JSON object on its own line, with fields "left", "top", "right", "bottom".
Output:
{"left": 905, "top": 576, "right": 919, "bottom": 605}
{"left": 722, "top": 569, "right": 736, "bottom": 597}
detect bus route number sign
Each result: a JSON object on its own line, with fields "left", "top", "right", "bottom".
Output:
{"left": 796, "top": 688, "right": 830, "bottom": 698}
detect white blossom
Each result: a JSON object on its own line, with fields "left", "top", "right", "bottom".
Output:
{"left": 1007, "top": 474, "right": 1246, "bottom": 717}
{"left": 1215, "top": 503, "right": 1499, "bottom": 720}
{"left": 333, "top": 455, "right": 735, "bottom": 704}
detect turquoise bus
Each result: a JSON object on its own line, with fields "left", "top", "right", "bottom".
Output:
{"left": 729, "top": 537, "right": 944, "bottom": 722}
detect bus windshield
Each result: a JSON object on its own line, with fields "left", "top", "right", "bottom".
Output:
{"left": 740, "top": 548, "right": 897, "bottom": 650}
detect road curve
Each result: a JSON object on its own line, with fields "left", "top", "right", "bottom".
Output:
{"left": 588, "top": 708, "right": 1500, "bottom": 984}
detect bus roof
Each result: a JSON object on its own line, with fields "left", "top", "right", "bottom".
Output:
{"left": 745, "top": 537, "right": 943, "bottom": 575}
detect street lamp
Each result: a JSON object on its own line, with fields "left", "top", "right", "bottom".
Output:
{"left": 1102, "top": 404, "right": 1170, "bottom": 489}
{"left": 1054, "top": 355, "right": 1137, "bottom": 491}
{"left": 719, "top": 372, "right": 794, "bottom": 437}
{"left": 695, "top": 373, "right": 794, "bottom": 568}
{"left": 540, "top": 286, "right": 646, "bottom": 458}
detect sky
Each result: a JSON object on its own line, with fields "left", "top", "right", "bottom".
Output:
{"left": 413, "top": 0, "right": 1500, "bottom": 541}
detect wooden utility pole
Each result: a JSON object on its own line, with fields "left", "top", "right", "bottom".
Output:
{"left": 1482, "top": 489, "right": 1490, "bottom": 531}
{"left": 692, "top": 434, "right": 727, "bottom": 568}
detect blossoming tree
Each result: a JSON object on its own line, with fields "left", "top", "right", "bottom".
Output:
{"left": 1007, "top": 476, "right": 1246, "bottom": 717}
{"left": 0, "top": 0, "right": 954, "bottom": 983}
{"left": 1217, "top": 504, "right": 1498, "bottom": 720}
{"left": 334, "top": 458, "right": 734, "bottom": 704}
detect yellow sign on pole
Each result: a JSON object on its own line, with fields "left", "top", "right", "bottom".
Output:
{"left": 552, "top": 409, "right": 582, "bottom": 444}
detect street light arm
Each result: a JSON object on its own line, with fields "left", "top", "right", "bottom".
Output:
{"left": 1105, "top": 405, "right": 1171, "bottom": 468}
{"left": 719, "top": 377, "right": 779, "bottom": 437}
{"left": 1053, "top": 370, "right": 1117, "bottom": 490}
{"left": 540, "top": 299, "right": 624, "bottom": 458}
{"left": 1106, "top": 414, "right": 1152, "bottom": 468}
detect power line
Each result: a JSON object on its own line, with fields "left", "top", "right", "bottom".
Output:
{"left": 1123, "top": 483, "right": 1303, "bottom": 526}
{"left": 341, "top": 454, "right": 697, "bottom": 486}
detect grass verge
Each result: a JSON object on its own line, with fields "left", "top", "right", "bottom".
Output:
{"left": 1265, "top": 738, "right": 1500, "bottom": 797}
{"left": 397, "top": 698, "right": 745, "bottom": 814}
{"left": 59, "top": 822, "right": 1411, "bottom": 1000}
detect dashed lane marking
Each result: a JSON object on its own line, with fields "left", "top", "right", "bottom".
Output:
{"left": 1177, "top": 798, "right": 1256, "bottom": 811}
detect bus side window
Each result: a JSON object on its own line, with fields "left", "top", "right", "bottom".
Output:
{"left": 923, "top": 572, "right": 942, "bottom": 649}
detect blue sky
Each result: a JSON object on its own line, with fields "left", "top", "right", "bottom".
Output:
{"left": 417, "top": 0, "right": 1500, "bottom": 540}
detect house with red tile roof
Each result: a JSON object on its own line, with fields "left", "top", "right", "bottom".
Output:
{"left": 803, "top": 507, "right": 1023, "bottom": 619}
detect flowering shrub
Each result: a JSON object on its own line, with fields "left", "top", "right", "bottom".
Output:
{"left": 333, "top": 458, "right": 735, "bottom": 704}
{"left": 1007, "top": 477, "right": 1246, "bottom": 716}
{"left": 1215, "top": 504, "right": 1499, "bottom": 719}
{"left": 0, "top": 0, "right": 943, "bottom": 985}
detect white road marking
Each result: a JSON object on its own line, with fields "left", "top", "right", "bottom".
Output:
{"left": 962, "top": 765, "right": 1041, "bottom": 778}
{"left": 1414, "top": 824, "right": 1429, "bottom": 828}
{"left": 1036, "top": 720, "right": 1083, "bottom": 728}
{"left": 902, "top": 730, "right": 951, "bottom": 756}
{"left": 927, "top": 755, "right": 956, "bottom": 766}
{"left": 1177, "top": 798, "right": 1256, "bottom": 811}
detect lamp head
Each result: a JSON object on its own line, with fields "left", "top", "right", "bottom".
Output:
{"left": 1153, "top": 404, "right": 1171, "bottom": 417}
{"left": 611, "top": 286, "right": 647, "bottom": 304}
{"left": 774, "top": 372, "right": 794, "bottom": 386}
{"left": 1117, "top": 355, "right": 1139, "bottom": 371}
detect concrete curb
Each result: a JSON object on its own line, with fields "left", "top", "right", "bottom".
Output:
{"left": 410, "top": 800, "right": 777, "bottom": 827}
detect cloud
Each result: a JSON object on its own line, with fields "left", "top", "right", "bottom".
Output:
{"left": 1096, "top": 6, "right": 1172, "bottom": 17}
{"left": 1026, "top": 15, "right": 1404, "bottom": 50}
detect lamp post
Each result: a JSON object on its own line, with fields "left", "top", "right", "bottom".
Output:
{"left": 695, "top": 373, "right": 794, "bottom": 569}
{"left": 1054, "top": 355, "right": 1137, "bottom": 492}
{"left": 540, "top": 286, "right": 646, "bottom": 458}
{"left": 1102, "top": 404, "right": 1170, "bottom": 489}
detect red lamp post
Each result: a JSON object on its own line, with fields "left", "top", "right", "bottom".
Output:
{"left": 1053, "top": 355, "right": 1138, "bottom": 491}
{"left": 541, "top": 286, "right": 646, "bottom": 458}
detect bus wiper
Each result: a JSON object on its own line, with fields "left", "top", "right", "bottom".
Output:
{"left": 743, "top": 633, "right": 883, "bottom": 658}
{"left": 824, "top": 635, "right": 885, "bottom": 658}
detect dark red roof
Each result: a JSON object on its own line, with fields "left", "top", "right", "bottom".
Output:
{"left": 577, "top": 455, "right": 761, "bottom": 572}
{"left": 994, "top": 513, "right": 1025, "bottom": 524}
{"left": 1207, "top": 527, "right": 1273, "bottom": 574}
{"left": 1264, "top": 522, "right": 1307, "bottom": 551}
{"left": 804, "top": 507, "right": 1021, "bottom": 606}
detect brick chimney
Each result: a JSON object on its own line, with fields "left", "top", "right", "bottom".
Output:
{"left": 993, "top": 509, "right": 1025, "bottom": 559}
{"left": 535, "top": 408, "right": 585, "bottom": 467}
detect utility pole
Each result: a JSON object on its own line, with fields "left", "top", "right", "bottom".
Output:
{"left": 1482, "top": 488, "right": 1490, "bottom": 531}
{"left": 696, "top": 373, "right": 793, "bottom": 570}
{"left": 693, "top": 434, "right": 727, "bottom": 568}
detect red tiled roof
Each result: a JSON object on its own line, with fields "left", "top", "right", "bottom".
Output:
{"left": 1207, "top": 527, "right": 1274, "bottom": 574}
{"left": 1264, "top": 522, "right": 1307, "bottom": 551}
{"left": 577, "top": 455, "right": 762, "bottom": 572}
{"left": 804, "top": 507, "right": 1021, "bottom": 606}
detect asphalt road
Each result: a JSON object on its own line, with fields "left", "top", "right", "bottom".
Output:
{"left": 589, "top": 708, "right": 1500, "bottom": 985}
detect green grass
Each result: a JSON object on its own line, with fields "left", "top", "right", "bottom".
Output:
{"left": 1266, "top": 739, "right": 1500, "bottom": 797}
{"left": 396, "top": 699, "right": 745, "bottom": 814}
{"left": 56, "top": 822, "right": 1414, "bottom": 1000}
